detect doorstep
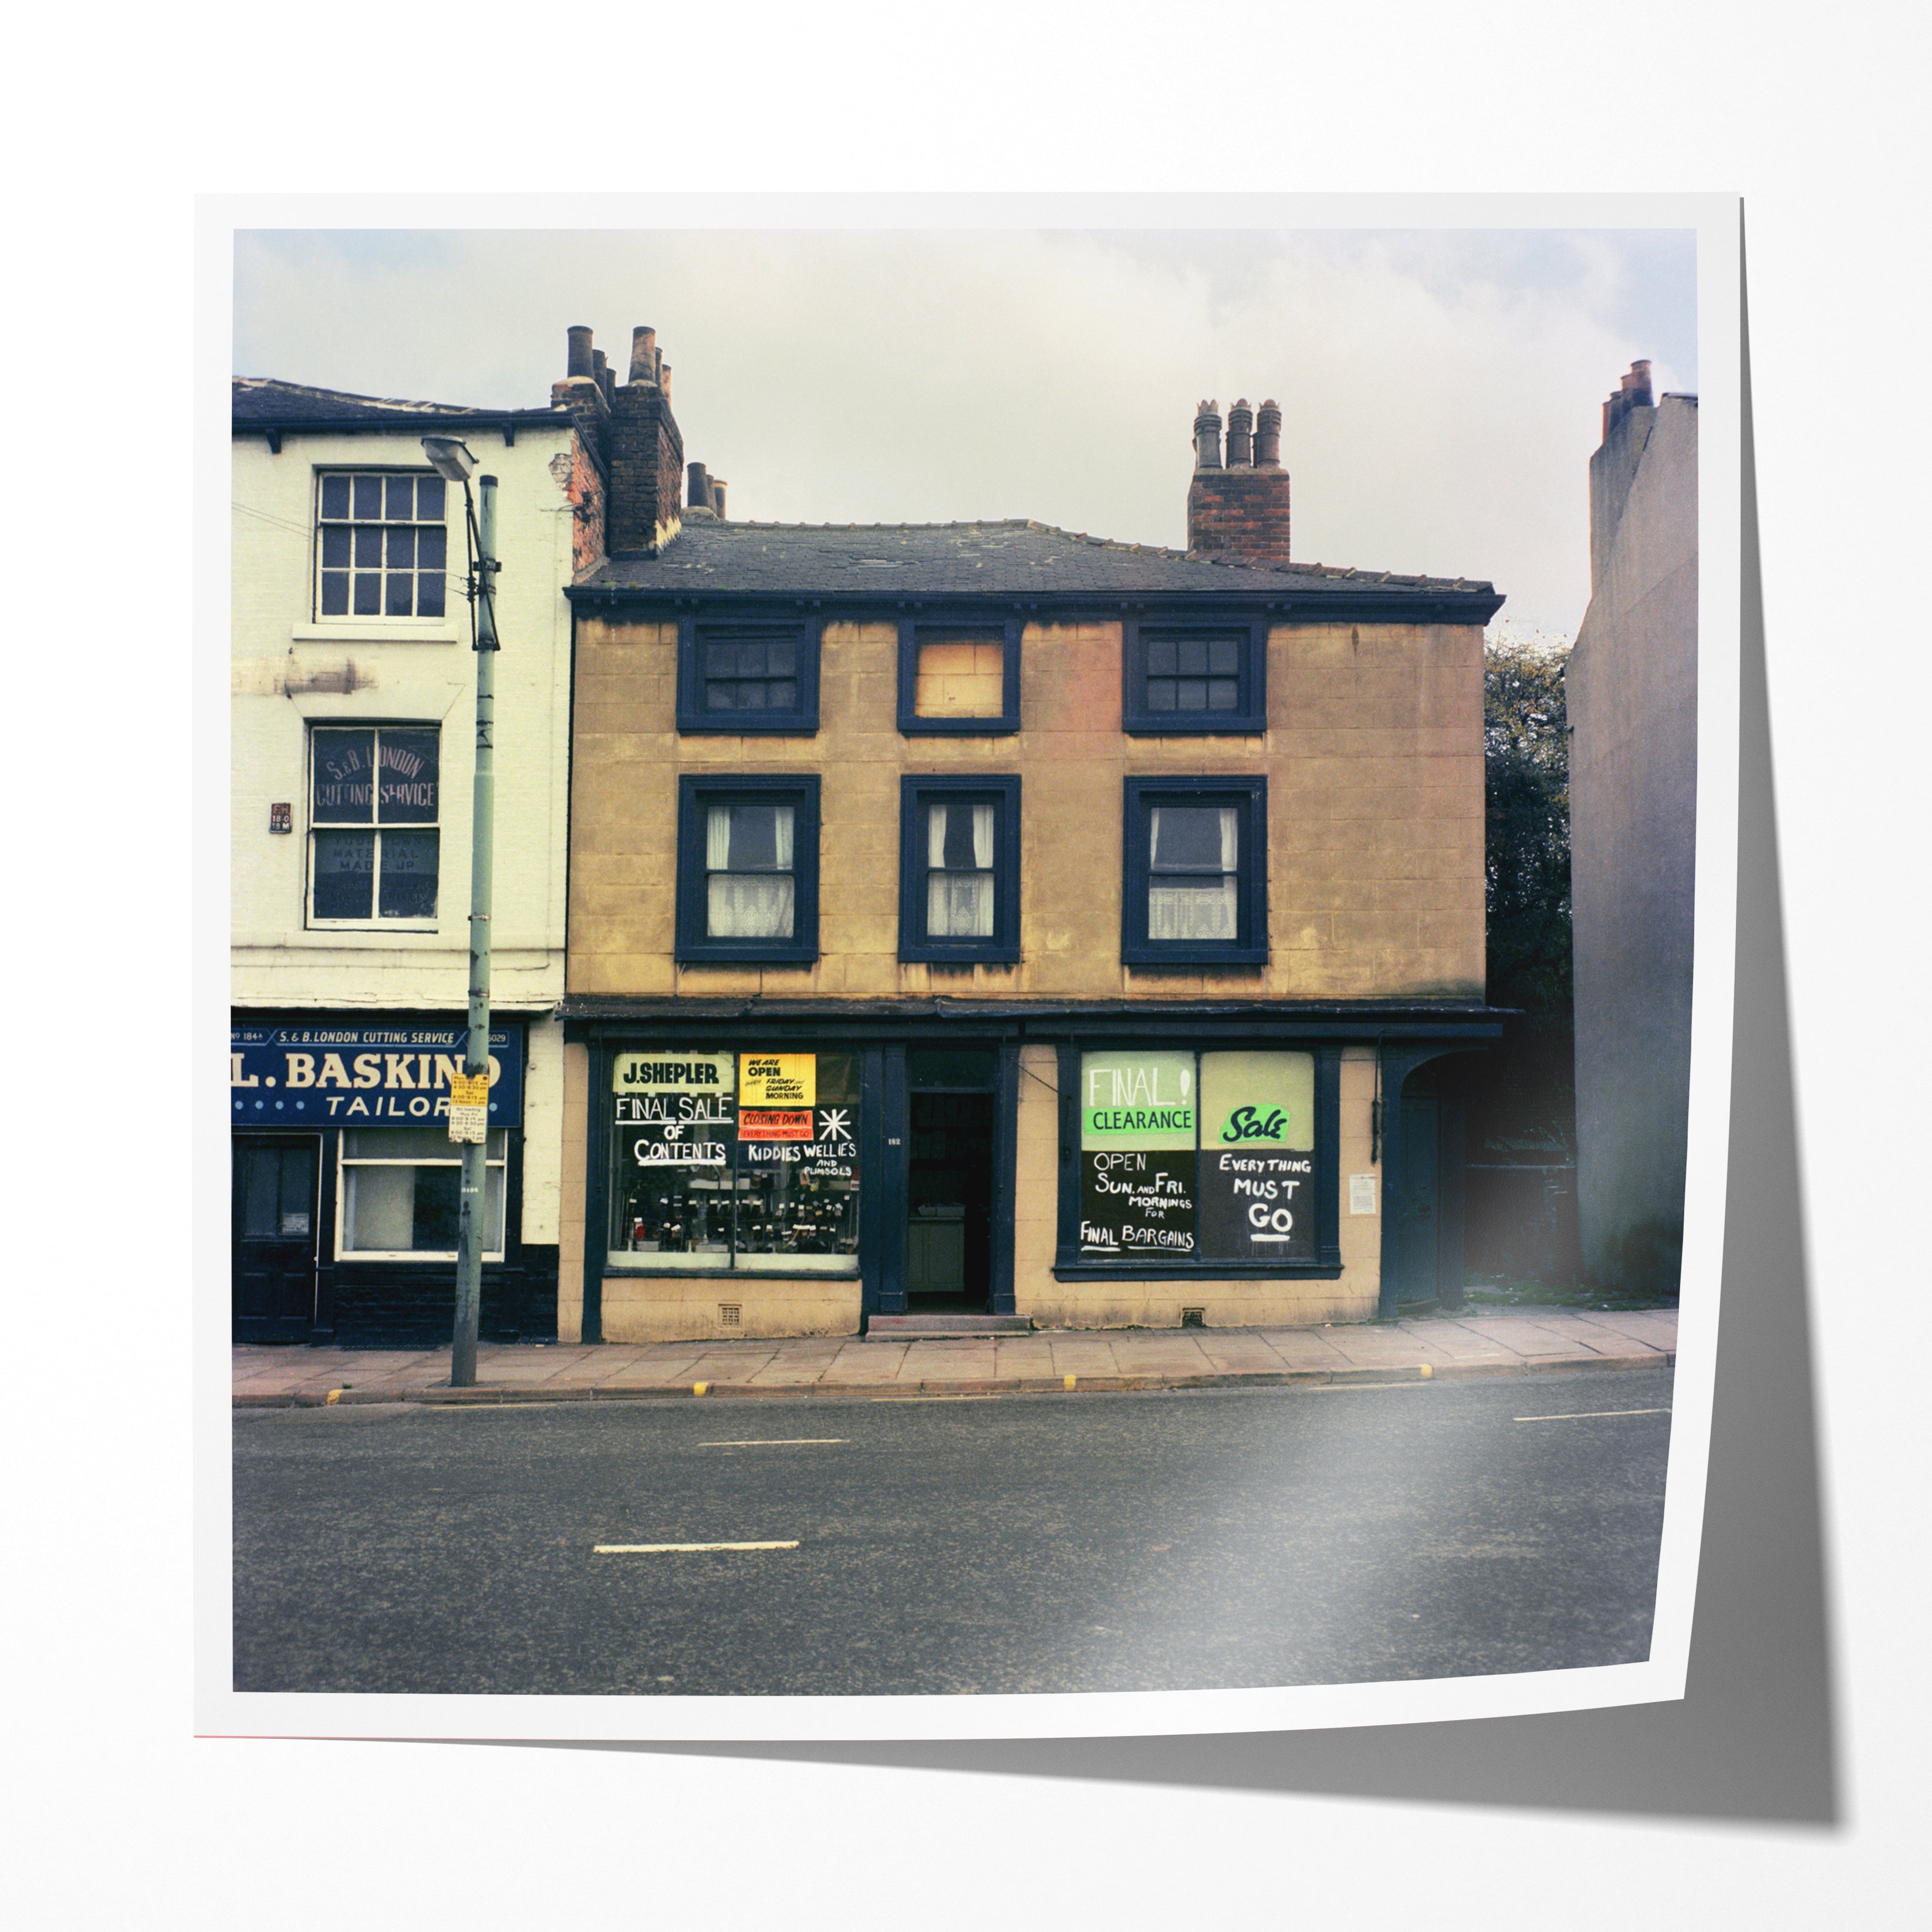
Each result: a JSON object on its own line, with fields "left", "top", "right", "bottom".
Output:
{"left": 863, "top": 1313, "right": 1035, "bottom": 1340}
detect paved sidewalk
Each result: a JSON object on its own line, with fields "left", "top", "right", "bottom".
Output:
{"left": 232, "top": 1306, "right": 1677, "bottom": 1407}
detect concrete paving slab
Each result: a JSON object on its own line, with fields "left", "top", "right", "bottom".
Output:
{"left": 1451, "top": 1316, "right": 1596, "bottom": 1357}
{"left": 1416, "top": 1318, "right": 1528, "bottom": 1353}
{"left": 232, "top": 1308, "right": 1675, "bottom": 1403}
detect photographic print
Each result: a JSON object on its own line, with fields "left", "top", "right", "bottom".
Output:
{"left": 208, "top": 198, "right": 1737, "bottom": 1741}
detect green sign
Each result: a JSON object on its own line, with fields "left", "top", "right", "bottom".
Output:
{"left": 1199, "top": 1051, "right": 1315, "bottom": 1152}
{"left": 1079, "top": 1051, "right": 1195, "bottom": 1149}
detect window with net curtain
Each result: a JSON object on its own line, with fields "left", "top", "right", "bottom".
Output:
{"left": 707, "top": 802, "right": 795, "bottom": 938}
{"left": 1147, "top": 803, "right": 1239, "bottom": 941}
{"left": 926, "top": 800, "right": 996, "bottom": 937}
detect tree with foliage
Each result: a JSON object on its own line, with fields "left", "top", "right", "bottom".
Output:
{"left": 1473, "top": 633, "right": 1574, "bottom": 1154}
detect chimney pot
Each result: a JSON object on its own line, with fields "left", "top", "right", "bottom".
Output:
{"left": 629, "top": 326, "right": 657, "bottom": 384}
{"left": 566, "top": 325, "right": 595, "bottom": 380}
{"left": 711, "top": 479, "right": 727, "bottom": 520}
{"left": 687, "top": 461, "right": 711, "bottom": 511}
{"left": 658, "top": 361, "right": 671, "bottom": 401}
{"left": 1193, "top": 400, "right": 1224, "bottom": 470}
{"left": 1226, "top": 398, "right": 1254, "bottom": 467}
{"left": 1254, "top": 399, "right": 1282, "bottom": 467}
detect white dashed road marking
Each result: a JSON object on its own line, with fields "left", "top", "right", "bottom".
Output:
{"left": 1514, "top": 1408, "right": 1671, "bottom": 1423}
{"left": 594, "top": 1541, "right": 801, "bottom": 1553}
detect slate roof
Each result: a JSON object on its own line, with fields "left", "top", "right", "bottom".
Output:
{"left": 232, "top": 377, "right": 568, "bottom": 429}
{"left": 573, "top": 518, "right": 1502, "bottom": 618}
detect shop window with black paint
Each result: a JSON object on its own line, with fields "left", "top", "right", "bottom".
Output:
{"left": 608, "top": 1051, "right": 861, "bottom": 1274}
{"left": 1062, "top": 1048, "right": 1337, "bottom": 1272}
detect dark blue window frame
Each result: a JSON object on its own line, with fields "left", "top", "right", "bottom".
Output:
{"left": 676, "top": 614, "right": 822, "bottom": 736}
{"left": 896, "top": 614, "right": 1022, "bottom": 737}
{"left": 1120, "top": 775, "right": 1268, "bottom": 968}
{"left": 897, "top": 775, "right": 1023, "bottom": 964}
{"left": 1121, "top": 617, "right": 1268, "bottom": 736}
{"left": 674, "top": 773, "right": 821, "bottom": 965}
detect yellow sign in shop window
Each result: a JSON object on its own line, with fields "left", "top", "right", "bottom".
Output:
{"left": 738, "top": 1053, "right": 815, "bottom": 1107}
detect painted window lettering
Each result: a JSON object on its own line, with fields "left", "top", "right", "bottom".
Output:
{"left": 608, "top": 1049, "right": 860, "bottom": 1273}
{"left": 1079, "top": 1049, "right": 1318, "bottom": 1264}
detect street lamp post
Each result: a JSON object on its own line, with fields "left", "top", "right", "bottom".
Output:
{"left": 424, "top": 436, "right": 499, "bottom": 1388}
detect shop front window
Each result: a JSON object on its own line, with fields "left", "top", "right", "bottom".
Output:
{"left": 608, "top": 1050, "right": 860, "bottom": 1274}
{"left": 340, "top": 1127, "right": 506, "bottom": 1258}
{"left": 1075, "top": 1049, "right": 1315, "bottom": 1264}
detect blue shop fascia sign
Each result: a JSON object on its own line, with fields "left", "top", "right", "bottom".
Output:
{"left": 231, "top": 1021, "right": 525, "bottom": 1126}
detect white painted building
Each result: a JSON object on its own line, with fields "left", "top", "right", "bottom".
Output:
{"left": 231, "top": 373, "right": 602, "bottom": 1341}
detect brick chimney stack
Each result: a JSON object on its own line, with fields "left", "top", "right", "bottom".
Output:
{"left": 551, "top": 323, "right": 686, "bottom": 555}
{"left": 1602, "top": 359, "right": 1654, "bottom": 440}
{"left": 1187, "top": 392, "right": 1291, "bottom": 562}
{"left": 1590, "top": 360, "right": 1660, "bottom": 592}
{"left": 606, "top": 324, "right": 685, "bottom": 555}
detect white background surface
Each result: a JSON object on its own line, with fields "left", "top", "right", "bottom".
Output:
{"left": 9, "top": 4, "right": 1924, "bottom": 1924}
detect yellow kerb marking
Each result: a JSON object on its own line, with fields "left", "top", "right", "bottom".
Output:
{"left": 1063, "top": 1374, "right": 1077, "bottom": 1390}
{"left": 692, "top": 1382, "right": 710, "bottom": 1396}
{"left": 325, "top": 1389, "right": 343, "bottom": 1404}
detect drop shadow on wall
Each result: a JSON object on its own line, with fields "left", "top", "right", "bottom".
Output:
{"left": 480, "top": 218, "right": 1840, "bottom": 1827}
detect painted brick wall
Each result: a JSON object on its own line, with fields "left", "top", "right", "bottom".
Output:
{"left": 565, "top": 615, "right": 1485, "bottom": 1002}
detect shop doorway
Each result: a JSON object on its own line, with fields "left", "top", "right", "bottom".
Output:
{"left": 904, "top": 1052, "right": 998, "bottom": 1312}
{"left": 232, "top": 1134, "right": 321, "bottom": 1339}
{"left": 1388, "top": 1060, "right": 1468, "bottom": 1312}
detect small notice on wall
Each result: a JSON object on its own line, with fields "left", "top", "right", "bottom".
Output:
{"left": 447, "top": 1070, "right": 491, "bottom": 1144}
{"left": 1349, "top": 1174, "right": 1378, "bottom": 1215}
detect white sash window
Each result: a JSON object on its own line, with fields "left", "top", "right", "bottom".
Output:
{"left": 705, "top": 803, "right": 796, "bottom": 938}
{"left": 1147, "top": 804, "right": 1239, "bottom": 941}
{"left": 926, "top": 801, "right": 997, "bottom": 937}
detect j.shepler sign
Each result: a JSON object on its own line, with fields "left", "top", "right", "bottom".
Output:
{"left": 610, "top": 1050, "right": 857, "bottom": 1177}
{"left": 230, "top": 1023, "right": 525, "bottom": 1124}
{"left": 1079, "top": 1050, "right": 1316, "bottom": 1263}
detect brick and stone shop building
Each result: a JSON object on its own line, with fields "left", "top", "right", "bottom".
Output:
{"left": 553, "top": 330, "right": 1507, "bottom": 1342}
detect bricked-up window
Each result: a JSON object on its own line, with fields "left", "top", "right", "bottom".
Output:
{"left": 1121, "top": 776, "right": 1268, "bottom": 967}
{"left": 677, "top": 617, "right": 821, "bottom": 734}
{"left": 1121, "top": 619, "right": 1266, "bottom": 735}
{"left": 316, "top": 471, "right": 448, "bottom": 620}
{"left": 897, "top": 616, "right": 1022, "bottom": 735}
{"left": 309, "top": 725, "right": 440, "bottom": 924}
{"left": 897, "top": 775, "right": 1022, "bottom": 963}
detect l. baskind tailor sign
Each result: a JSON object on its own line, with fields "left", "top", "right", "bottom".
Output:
{"left": 230, "top": 1022, "right": 525, "bottom": 1125}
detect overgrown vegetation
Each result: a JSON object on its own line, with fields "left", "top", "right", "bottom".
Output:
{"left": 1473, "top": 633, "right": 1575, "bottom": 1156}
{"left": 1460, "top": 633, "right": 1582, "bottom": 1291}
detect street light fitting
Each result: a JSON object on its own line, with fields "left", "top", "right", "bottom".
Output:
{"left": 420, "top": 435, "right": 478, "bottom": 482}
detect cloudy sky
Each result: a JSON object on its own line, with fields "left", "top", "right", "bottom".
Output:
{"left": 234, "top": 222, "right": 1695, "bottom": 638}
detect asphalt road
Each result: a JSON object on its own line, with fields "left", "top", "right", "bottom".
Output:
{"left": 232, "top": 1367, "right": 1674, "bottom": 1696}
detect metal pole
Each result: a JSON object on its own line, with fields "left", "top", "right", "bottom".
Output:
{"left": 451, "top": 475, "right": 500, "bottom": 1387}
